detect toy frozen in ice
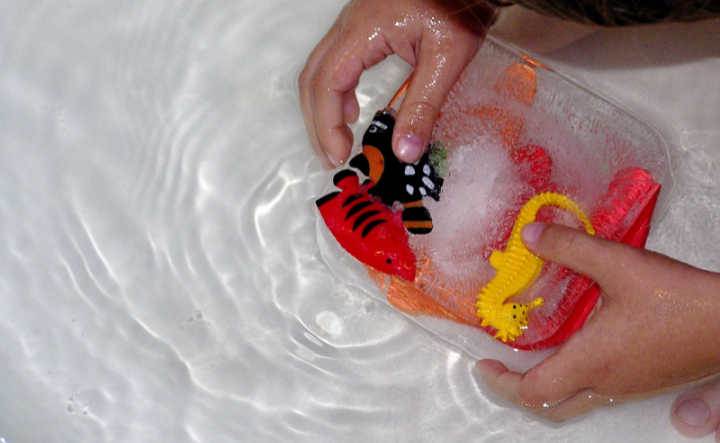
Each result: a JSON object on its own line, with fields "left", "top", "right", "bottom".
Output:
{"left": 316, "top": 42, "right": 668, "bottom": 350}
{"left": 476, "top": 192, "right": 595, "bottom": 342}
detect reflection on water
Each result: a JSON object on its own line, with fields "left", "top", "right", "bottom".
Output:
{"left": 0, "top": 1, "right": 717, "bottom": 442}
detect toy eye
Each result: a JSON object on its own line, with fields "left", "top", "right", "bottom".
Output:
{"left": 369, "top": 125, "right": 378, "bottom": 133}
{"left": 386, "top": 258, "right": 392, "bottom": 264}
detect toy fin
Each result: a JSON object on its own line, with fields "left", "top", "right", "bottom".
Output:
{"left": 315, "top": 191, "right": 340, "bottom": 208}
{"left": 402, "top": 205, "right": 433, "bottom": 234}
{"left": 332, "top": 169, "right": 359, "bottom": 191}
{"left": 349, "top": 153, "right": 370, "bottom": 176}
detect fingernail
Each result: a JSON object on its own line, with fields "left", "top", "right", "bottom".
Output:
{"left": 327, "top": 152, "right": 344, "bottom": 167}
{"left": 675, "top": 399, "right": 710, "bottom": 427}
{"left": 396, "top": 134, "right": 423, "bottom": 162}
{"left": 522, "top": 222, "right": 546, "bottom": 247}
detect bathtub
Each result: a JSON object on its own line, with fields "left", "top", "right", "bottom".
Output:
{"left": 0, "top": 1, "right": 718, "bottom": 441}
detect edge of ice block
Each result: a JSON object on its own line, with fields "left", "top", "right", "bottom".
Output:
{"left": 486, "top": 36, "right": 675, "bottom": 223}
{"left": 402, "top": 38, "right": 676, "bottom": 358}
{"left": 316, "top": 36, "right": 676, "bottom": 366}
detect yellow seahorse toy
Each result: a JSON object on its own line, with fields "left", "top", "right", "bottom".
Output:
{"left": 476, "top": 192, "right": 595, "bottom": 342}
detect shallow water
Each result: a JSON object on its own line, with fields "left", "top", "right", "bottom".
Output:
{"left": 1, "top": 1, "right": 719, "bottom": 442}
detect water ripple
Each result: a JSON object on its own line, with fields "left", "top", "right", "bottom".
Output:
{"left": 0, "top": 1, "right": 715, "bottom": 442}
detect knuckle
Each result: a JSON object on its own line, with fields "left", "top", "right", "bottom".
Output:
{"left": 518, "top": 391, "right": 548, "bottom": 410}
{"left": 544, "top": 225, "right": 579, "bottom": 255}
{"left": 546, "top": 225, "right": 602, "bottom": 262}
{"left": 517, "top": 373, "right": 548, "bottom": 409}
{"left": 407, "top": 100, "right": 440, "bottom": 117}
{"left": 399, "top": 100, "right": 440, "bottom": 133}
{"left": 561, "top": 229, "right": 583, "bottom": 252}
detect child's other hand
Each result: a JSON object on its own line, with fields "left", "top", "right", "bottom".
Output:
{"left": 299, "top": 0, "right": 494, "bottom": 168}
{"left": 475, "top": 223, "right": 720, "bottom": 439}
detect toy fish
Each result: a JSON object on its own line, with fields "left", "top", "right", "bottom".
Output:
{"left": 349, "top": 110, "right": 444, "bottom": 234}
{"left": 316, "top": 169, "right": 416, "bottom": 281}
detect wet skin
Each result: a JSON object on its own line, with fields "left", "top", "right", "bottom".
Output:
{"left": 300, "top": 1, "right": 720, "bottom": 439}
{"left": 477, "top": 223, "right": 720, "bottom": 430}
{"left": 298, "top": 0, "right": 493, "bottom": 167}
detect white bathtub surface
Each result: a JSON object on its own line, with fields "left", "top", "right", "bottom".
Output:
{"left": 1, "top": 1, "right": 718, "bottom": 442}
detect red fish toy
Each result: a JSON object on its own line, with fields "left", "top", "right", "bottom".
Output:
{"left": 316, "top": 169, "right": 417, "bottom": 281}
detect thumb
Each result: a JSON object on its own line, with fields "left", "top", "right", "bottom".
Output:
{"left": 392, "top": 33, "right": 481, "bottom": 163}
{"left": 521, "top": 222, "right": 635, "bottom": 288}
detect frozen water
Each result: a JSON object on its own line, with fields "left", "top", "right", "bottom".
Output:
{"left": 0, "top": 1, "right": 718, "bottom": 442}
{"left": 400, "top": 42, "right": 671, "bottom": 347}
{"left": 412, "top": 139, "right": 529, "bottom": 283}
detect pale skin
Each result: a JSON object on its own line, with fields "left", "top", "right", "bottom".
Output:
{"left": 299, "top": 0, "right": 720, "bottom": 439}
{"left": 482, "top": 223, "right": 720, "bottom": 432}
{"left": 298, "top": 0, "right": 491, "bottom": 167}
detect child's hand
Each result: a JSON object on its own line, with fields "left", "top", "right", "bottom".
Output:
{"left": 299, "top": 0, "right": 494, "bottom": 167}
{"left": 475, "top": 223, "right": 720, "bottom": 438}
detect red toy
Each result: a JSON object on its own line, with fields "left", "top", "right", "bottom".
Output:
{"left": 316, "top": 169, "right": 416, "bottom": 281}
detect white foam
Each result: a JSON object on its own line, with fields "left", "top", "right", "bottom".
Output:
{"left": 412, "top": 139, "right": 530, "bottom": 284}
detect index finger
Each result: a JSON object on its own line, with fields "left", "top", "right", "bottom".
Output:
{"left": 391, "top": 30, "right": 479, "bottom": 162}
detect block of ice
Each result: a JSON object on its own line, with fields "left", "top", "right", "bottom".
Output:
{"left": 369, "top": 42, "right": 670, "bottom": 349}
